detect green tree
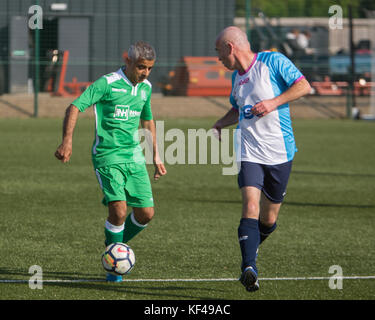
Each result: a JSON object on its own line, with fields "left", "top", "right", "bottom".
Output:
{"left": 236, "top": 0, "right": 373, "bottom": 18}
{"left": 287, "top": 0, "right": 306, "bottom": 17}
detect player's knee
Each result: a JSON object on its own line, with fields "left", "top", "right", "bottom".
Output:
{"left": 260, "top": 216, "right": 277, "bottom": 227}
{"left": 134, "top": 207, "right": 154, "bottom": 225}
{"left": 108, "top": 201, "right": 127, "bottom": 224}
{"left": 242, "top": 201, "right": 259, "bottom": 218}
{"left": 143, "top": 208, "right": 154, "bottom": 223}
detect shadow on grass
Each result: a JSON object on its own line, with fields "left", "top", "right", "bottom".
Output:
{"left": 180, "top": 198, "right": 374, "bottom": 209}
{"left": 283, "top": 201, "right": 375, "bottom": 209}
{"left": 0, "top": 267, "right": 228, "bottom": 300}
{"left": 42, "top": 281, "right": 228, "bottom": 300}
{"left": 292, "top": 170, "right": 375, "bottom": 178}
{"left": 0, "top": 267, "right": 103, "bottom": 281}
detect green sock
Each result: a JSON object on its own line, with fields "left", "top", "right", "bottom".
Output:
{"left": 123, "top": 212, "right": 147, "bottom": 243}
{"left": 104, "top": 220, "right": 124, "bottom": 246}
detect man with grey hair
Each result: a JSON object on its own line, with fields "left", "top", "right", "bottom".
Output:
{"left": 213, "top": 26, "right": 311, "bottom": 292}
{"left": 128, "top": 40, "right": 156, "bottom": 61}
{"left": 55, "top": 41, "right": 166, "bottom": 282}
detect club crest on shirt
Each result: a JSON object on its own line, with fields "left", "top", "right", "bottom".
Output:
{"left": 141, "top": 89, "right": 147, "bottom": 101}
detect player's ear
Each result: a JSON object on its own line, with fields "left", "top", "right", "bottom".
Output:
{"left": 227, "top": 41, "right": 235, "bottom": 54}
{"left": 125, "top": 57, "right": 132, "bottom": 68}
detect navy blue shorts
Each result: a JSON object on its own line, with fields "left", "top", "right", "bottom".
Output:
{"left": 238, "top": 160, "right": 293, "bottom": 203}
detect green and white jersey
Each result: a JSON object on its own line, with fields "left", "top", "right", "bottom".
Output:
{"left": 72, "top": 67, "right": 153, "bottom": 169}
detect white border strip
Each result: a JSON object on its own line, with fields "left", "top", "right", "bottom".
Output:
{"left": 1, "top": 276, "right": 374, "bottom": 284}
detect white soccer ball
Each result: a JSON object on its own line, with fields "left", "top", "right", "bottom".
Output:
{"left": 101, "top": 242, "right": 135, "bottom": 275}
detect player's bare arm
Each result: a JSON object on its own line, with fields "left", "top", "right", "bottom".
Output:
{"left": 251, "top": 78, "right": 311, "bottom": 117}
{"left": 213, "top": 107, "right": 239, "bottom": 140}
{"left": 141, "top": 119, "right": 167, "bottom": 180}
{"left": 55, "top": 104, "right": 80, "bottom": 163}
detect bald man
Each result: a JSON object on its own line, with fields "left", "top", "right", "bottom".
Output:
{"left": 213, "top": 26, "right": 311, "bottom": 292}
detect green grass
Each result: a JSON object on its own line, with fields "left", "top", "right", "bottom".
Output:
{"left": 0, "top": 117, "right": 374, "bottom": 300}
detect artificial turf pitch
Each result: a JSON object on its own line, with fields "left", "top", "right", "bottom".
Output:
{"left": 0, "top": 117, "right": 374, "bottom": 301}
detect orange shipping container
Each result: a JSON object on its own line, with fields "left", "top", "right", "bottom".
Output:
{"left": 165, "top": 56, "right": 233, "bottom": 96}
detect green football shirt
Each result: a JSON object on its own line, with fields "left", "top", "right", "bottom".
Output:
{"left": 72, "top": 67, "right": 153, "bottom": 169}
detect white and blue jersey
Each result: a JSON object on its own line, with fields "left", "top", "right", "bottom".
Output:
{"left": 230, "top": 51, "right": 305, "bottom": 165}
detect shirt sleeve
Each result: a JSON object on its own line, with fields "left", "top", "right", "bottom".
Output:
{"left": 229, "top": 71, "right": 239, "bottom": 110}
{"left": 72, "top": 77, "right": 109, "bottom": 112}
{"left": 140, "top": 87, "right": 153, "bottom": 120}
{"left": 272, "top": 52, "right": 304, "bottom": 87}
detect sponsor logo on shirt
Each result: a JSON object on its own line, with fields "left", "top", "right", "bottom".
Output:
{"left": 114, "top": 105, "right": 129, "bottom": 120}
{"left": 240, "top": 104, "right": 263, "bottom": 121}
{"left": 242, "top": 105, "right": 255, "bottom": 120}
{"left": 113, "top": 105, "right": 141, "bottom": 121}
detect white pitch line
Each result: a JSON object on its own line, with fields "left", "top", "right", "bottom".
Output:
{"left": 260, "top": 276, "right": 375, "bottom": 281}
{"left": 0, "top": 275, "right": 374, "bottom": 283}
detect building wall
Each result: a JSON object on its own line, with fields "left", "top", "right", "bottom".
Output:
{"left": 235, "top": 17, "right": 375, "bottom": 55}
{"left": 0, "top": 0, "right": 235, "bottom": 93}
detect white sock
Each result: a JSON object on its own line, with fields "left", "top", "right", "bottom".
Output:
{"left": 130, "top": 211, "right": 148, "bottom": 227}
{"left": 105, "top": 220, "right": 124, "bottom": 233}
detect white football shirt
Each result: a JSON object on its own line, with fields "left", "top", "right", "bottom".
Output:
{"left": 230, "top": 51, "right": 305, "bottom": 165}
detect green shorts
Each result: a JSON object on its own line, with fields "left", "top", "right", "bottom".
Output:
{"left": 95, "top": 162, "right": 154, "bottom": 208}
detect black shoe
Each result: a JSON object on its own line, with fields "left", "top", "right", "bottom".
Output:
{"left": 239, "top": 266, "right": 259, "bottom": 292}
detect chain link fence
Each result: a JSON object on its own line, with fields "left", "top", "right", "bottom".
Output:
{"left": 0, "top": 0, "right": 374, "bottom": 120}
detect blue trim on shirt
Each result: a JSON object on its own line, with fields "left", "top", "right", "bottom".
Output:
{"left": 257, "top": 52, "right": 301, "bottom": 160}
{"left": 230, "top": 70, "right": 239, "bottom": 110}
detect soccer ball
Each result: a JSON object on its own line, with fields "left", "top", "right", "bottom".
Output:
{"left": 101, "top": 242, "right": 135, "bottom": 275}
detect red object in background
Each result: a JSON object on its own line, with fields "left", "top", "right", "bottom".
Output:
{"left": 164, "top": 56, "right": 232, "bottom": 96}
{"left": 51, "top": 51, "right": 92, "bottom": 97}
{"left": 311, "top": 77, "right": 373, "bottom": 96}
{"left": 122, "top": 51, "right": 128, "bottom": 62}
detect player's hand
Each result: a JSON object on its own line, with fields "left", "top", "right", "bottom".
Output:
{"left": 153, "top": 155, "right": 167, "bottom": 180}
{"left": 251, "top": 99, "right": 277, "bottom": 118}
{"left": 153, "top": 162, "right": 167, "bottom": 181}
{"left": 212, "top": 123, "right": 222, "bottom": 141}
{"left": 55, "top": 142, "right": 72, "bottom": 163}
